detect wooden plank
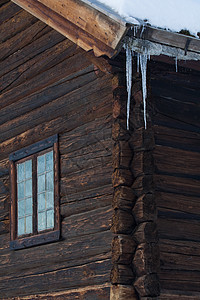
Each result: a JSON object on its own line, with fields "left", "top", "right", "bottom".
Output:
{"left": 0, "top": 259, "right": 112, "bottom": 297}
{"left": 154, "top": 145, "right": 200, "bottom": 177}
{"left": 12, "top": 0, "right": 116, "bottom": 57}
{"left": 160, "top": 293, "right": 200, "bottom": 300}
{"left": 38, "top": 0, "right": 127, "bottom": 49}
{"left": 0, "top": 159, "right": 9, "bottom": 177}
{"left": 144, "top": 26, "right": 200, "bottom": 54}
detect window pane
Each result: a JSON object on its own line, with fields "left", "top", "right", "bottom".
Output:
{"left": 17, "top": 182, "right": 24, "bottom": 200}
{"left": 38, "top": 212, "right": 46, "bottom": 231}
{"left": 17, "top": 163, "right": 25, "bottom": 182}
{"left": 18, "top": 218, "right": 25, "bottom": 236}
{"left": 26, "top": 197, "right": 33, "bottom": 215}
{"left": 46, "top": 171, "right": 53, "bottom": 191}
{"left": 38, "top": 174, "right": 45, "bottom": 193}
{"left": 25, "top": 216, "right": 33, "bottom": 234}
{"left": 25, "top": 179, "right": 32, "bottom": 197}
{"left": 18, "top": 200, "right": 25, "bottom": 218}
{"left": 38, "top": 193, "right": 45, "bottom": 212}
{"left": 46, "top": 210, "right": 54, "bottom": 229}
{"left": 46, "top": 151, "right": 53, "bottom": 171}
{"left": 25, "top": 160, "right": 32, "bottom": 179}
{"left": 46, "top": 191, "right": 54, "bottom": 209}
{"left": 37, "top": 155, "right": 45, "bottom": 174}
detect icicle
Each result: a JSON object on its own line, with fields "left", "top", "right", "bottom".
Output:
{"left": 139, "top": 50, "right": 148, "bottom": 129}
{"left": 125, "top": 46, "right": 133, "bottom": 130}
{"left": 137, "top": 53, "right": 140, "bottom": 73}
{"left": 140, "top": 24, "right": 145, "bottom": 38}
{"left": 175, "top": 56, "right": 178, "bottom": 72}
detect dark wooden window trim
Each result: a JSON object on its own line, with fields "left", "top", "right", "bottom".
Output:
{"left": 9, "top": 135, "right": 60, "bottom": 250}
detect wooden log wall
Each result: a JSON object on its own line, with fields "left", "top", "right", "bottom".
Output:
{"left": 150, "top": 61, "right": 200, "bottom": 298}
{"left": 0, "top": 2, "right": 114, "bottom": 298}
{"left": 110, "top": 55, "right": 160, "bottom": 299}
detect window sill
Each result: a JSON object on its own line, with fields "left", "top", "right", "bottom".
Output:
{"left": 10, "top": 230, "right": 60, "bottom": 250}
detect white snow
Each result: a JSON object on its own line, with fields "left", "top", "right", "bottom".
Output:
{"left": 90, "top": 0, "right": 200, "bottom": 37}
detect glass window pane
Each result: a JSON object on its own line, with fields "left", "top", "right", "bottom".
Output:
{"left": 46, "top": 191, "right": 54, "bottom": 209}
{"left": 25, "top": 216, "right": 32, "bottom": 234}
{"left": 37, "top": 174, "right": 45, "bottom": 193}
{"left": 26, "top": 197, "right": 33, "bottom": 215}
{"left": 17, "top": 163, "right": 25, "bottom": 182}
{"left": 46, "top": 151, "right": 53, "bottom": 171}
{"left": 46, "top": 210, "right": 54, "bottom": 229}
{"left": 25, "top": 179, "right": 32, "bottom": 197}
{"left": 38, "top": 212, "right": 46, "bottom": 231}
{"left": 38, "top": 193, "right": 45, "bottom": 212}
{"left": 17, "top": 182, "right": 24, "bottom": 200}
{"left": 25, "top": 160, "right": 32, "bottom": 179}
{"left": 46, "top": 171, "right": 53, "bottom": 191}
{"left": 18, "top": 217, "right": 25, "bottom": 236}
{"left": 18, "top": 200, "right": 25, "bottom": 218}
{"left": 37, "top": 155, "right": 45, "bottom": 174}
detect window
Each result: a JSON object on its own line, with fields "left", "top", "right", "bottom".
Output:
{"left": 9, "top": 135, "right": 60, "bottom": 250}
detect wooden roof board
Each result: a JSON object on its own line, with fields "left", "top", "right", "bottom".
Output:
{"left": 11, "top": 0, "right": 128, "bottom": 58}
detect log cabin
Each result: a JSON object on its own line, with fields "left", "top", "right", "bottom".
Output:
{"left": 0, "top": 0, "right": 200, "bottom": 299}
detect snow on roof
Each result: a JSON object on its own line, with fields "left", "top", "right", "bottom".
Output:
{"left": 86, "top": 0, "right": 200, "bottom": 37}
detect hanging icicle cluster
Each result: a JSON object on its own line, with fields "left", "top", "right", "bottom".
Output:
{"left": 124, "top": 43, "right": 149, "bottom": 130}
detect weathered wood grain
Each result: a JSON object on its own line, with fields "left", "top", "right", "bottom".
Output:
{"left": 134, "top": 274, "right": 160, "bottom": 297}
{"left": 133, "top": 194, "right": 156, "bottom": 224}
{"left": 0, "top": 1, "right": 21, "bottom": 25}
{"left": 0, "top": 259, "right": 112, "bottom": 298}
{"left": 112, "top": 235, "right": 136, "bottom": 264}
{"left": 154, "top": 145, "right": 200, "bottom": 177}
{"left": 111, "top": 264, "right": 134, "bottom": 285}
{"left": 110, "top": 285, "right": 137, "bottom": 300}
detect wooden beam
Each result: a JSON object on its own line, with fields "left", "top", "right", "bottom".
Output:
{"left": 37, "top": 0, "right": 127, "bottom": 49}
{"left": 11, "top": 0, "right": 127, "bottom": 57}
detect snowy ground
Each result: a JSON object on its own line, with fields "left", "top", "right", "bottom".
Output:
{"left": 90, "top": 0, "right": 200, "bottom": 37}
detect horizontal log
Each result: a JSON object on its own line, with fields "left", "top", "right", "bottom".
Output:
{"left": 0, "top": 230, "right": 112, "bottom": 278}
{"left": 110, "top": 264, "right": 134, "bottom": 285}
{"left": 0, "top": 1, "right": 21, "bottom": 26}
{"left": 110, "top": 285, "right": 137, "bottom": 300}
{"left": 59, "top": 114, "right": 112, "bottom": 155}
{"left": 156, "top": 192, "right": 200, "bottom": 216}
{"left": 0, "top": 176, "right": 9, "bottom": 196}
{"left": 0, "top": 259, "right": 112, "bottom": 298}
{"left": 0, "top": 9, "right": 37, "bottom": 43}
{"left": 158, "top": 218, "right": 200, "bottom": 242}
{"left": 112, "top": 169, "right": 133, "bottom": 188}
{"left": 62, "top": 206, "right": 112, "bottom": 239}
{"left": 134, "top": 274, "right": 160, "bottom": 297}
{"left": 112, "top": 235, "right": 136, "bottom": 264}
{"left": 154, "top": 125, "right": 200, "bottom": 152}
{"left": 129, "top": 128, "right": 155, "bottom": 152}
{"left": 61, "top": 164, "right": 112, "bottom": 196}
{"left": 159, "top": 270, "right": 200, "bottom": 292}
{"left": 23, "top": 284, "right": 110, "bottom": 300}
{"left": 60, "top": 192, "right": 112, "bottom": 218}
{"left": 133, "top": 194, "right": 156, "bottom": 224}
{"left": 1, "top": 38, "right": 76, "bottom": 93}
{"left": 111, "top": 209, "right": 135, "bottom": 234}
{"left": 154, "top": 145, "right": 200, "bottom": 177}
{"left": 0, "top": 159, "right": 9, "bottom": 177}
{"left": 160, "top": 294, "right": 200, "bottom": 299}
{"left": 159, "top": 239, "right": 200, "bottom": 257}
{"left": 155, "top": 174, "right": 200, "bottom": 197}
{"left": 112, "top": 141, "right": 133, "bottom": 169}
{"left": 113, "top": 186, "right": 136, "bottom": 210}
{"left": 133, "top": 243, "right": 160, "bottom": 276}
{"left": 134, "top": 222, "right": 158, "bottom": 244}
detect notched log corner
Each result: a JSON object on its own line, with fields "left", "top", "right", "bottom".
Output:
{"left": 133, "top": 222, "right": 158, "bottom": 244}
{"left": 112, "top": 235, "right": 136, "bottom": 264}
{"left": 134, "top": 274, "right": 160, "bottom": 297}
{"left": 113, "top": 186, "right": 136, "bottom": 210}
{"left": 111, "top": 264, "right": 135, "bottom": 285}
{"left": 111, "top": 209, "right": 135, "bottom": 234}
{"left": 133, "top": 194, "right": 156, "bottom": 224}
